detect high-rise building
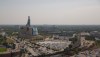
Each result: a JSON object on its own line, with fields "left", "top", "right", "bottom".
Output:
{"left": 26, "top": 16, "right": 30, "bottom": 27}
{"left": 19, "top": 16, "right": 38, "bottom": 38}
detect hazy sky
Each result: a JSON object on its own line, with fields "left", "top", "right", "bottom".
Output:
{"left": 0, "top": 0, "right": 100, "bottom": 25}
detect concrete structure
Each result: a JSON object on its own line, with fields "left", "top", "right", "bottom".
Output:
{"left": 36, "top": 40, "right": 71, "bottom": 51}
{"left": 71, "top": 33, "right": 95, "bottom": 48}
{"left": 0, "top": 31, "right": 6, "bottom": 37}
{"left": 19, "top": 16, "right": 38, "bottom": 39}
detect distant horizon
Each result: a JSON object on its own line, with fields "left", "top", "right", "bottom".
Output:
{"left": 1, "top": 24, "right": 100, "bottom": 26}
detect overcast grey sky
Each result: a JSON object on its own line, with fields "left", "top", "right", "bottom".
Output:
{"left": 0, "top": 0, "right": 100, "bottom": 25}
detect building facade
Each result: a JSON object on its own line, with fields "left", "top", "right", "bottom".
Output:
{"left": 19, "top": 16, "right": 38, "bottom": 38}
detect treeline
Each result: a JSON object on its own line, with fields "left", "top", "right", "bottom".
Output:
{"left": 1, "top": 25, "right": 100, "bottom": 35}
{"left": 36, "top": 25, "right": 100, "bottom": 32}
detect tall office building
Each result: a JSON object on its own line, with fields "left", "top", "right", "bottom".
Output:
{"left": 26, "top": 16, "right": 30, "bottom": 27}
{"left": 19, "top": 16, "right": 38, "bottom": 38}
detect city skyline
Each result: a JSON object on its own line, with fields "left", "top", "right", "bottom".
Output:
{"left": 0, "top": 0, "right": 100, "bottom": 25}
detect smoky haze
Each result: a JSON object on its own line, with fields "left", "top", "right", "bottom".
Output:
{"left": 0, "top": 0, "right": 100, "bottom": 25}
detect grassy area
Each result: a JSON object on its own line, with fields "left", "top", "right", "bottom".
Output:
{"left": 0, "top": 48, "right": 7, "bottom": 52}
